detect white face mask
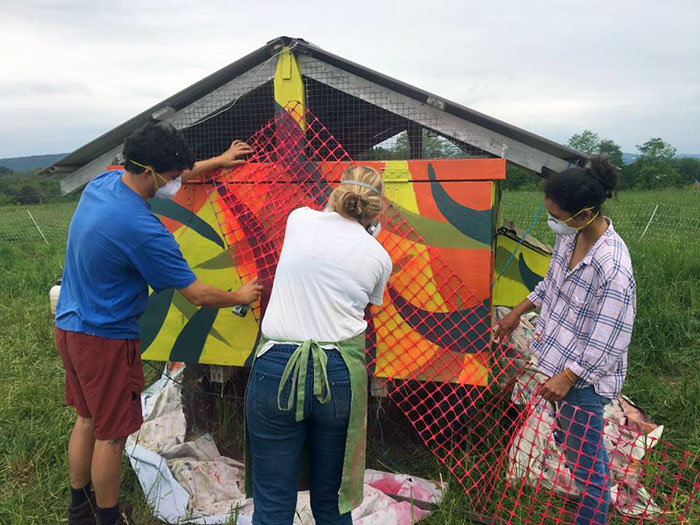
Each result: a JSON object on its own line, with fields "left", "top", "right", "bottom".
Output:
{"left": 155, "top": 176, "right": 182, "bottom": 199}
{"left": 547, "top": 213, "right": 578, "bottom": 236}
{"left": 547, "top": 207, "right": 599, "bottom": 236}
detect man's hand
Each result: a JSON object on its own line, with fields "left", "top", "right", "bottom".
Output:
{"left": 235, "top": 279, "right": 263, "bottom": 305}
{"left": 216, "top": 140, "right": 254, "bottom": 169}
{"left": 494, "top": 310, "right": 521, "bottom": 343}
{"left": 540, "top": 371, "right": 576, "bottom": 402}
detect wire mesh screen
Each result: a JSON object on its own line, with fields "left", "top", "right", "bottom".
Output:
{"left": 204, "top": 104, "right": 699, "bottom": 523}
{"left": 182, "top": 81, "right": 276, "bottom": 161}
{"left": 501, "top": 200, "right": 700, "bottom": 248}
{"left": 302, "top": 75, "right": 486, "bottom": 160}
{"left": 167, "top": 47, "right": 490, "bottom": 163}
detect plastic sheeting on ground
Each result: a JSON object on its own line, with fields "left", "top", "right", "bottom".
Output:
{"left": 495, "top": 307, "right": 664, "bottom": 518}
{"left": 125, "top": 366, "right": 443, "bottom": 524}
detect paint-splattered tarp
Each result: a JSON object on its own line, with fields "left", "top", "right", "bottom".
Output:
{"left": 126, "top": 366, "right": 444, "bottom": 524}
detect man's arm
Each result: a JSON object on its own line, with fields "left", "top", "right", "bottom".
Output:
{"left": 179, "top": 279, "right": 262, "bottom": 308}
{"left": 181, "top": 140, "right": 253, "bottom": 183}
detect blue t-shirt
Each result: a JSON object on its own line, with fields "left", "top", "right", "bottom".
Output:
{"left": 56, "top": 170, "right": 196, "bottom": 339}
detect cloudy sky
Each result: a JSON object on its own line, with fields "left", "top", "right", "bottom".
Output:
{"left": 1, "top": 0, "right": 698, "bottom": 158}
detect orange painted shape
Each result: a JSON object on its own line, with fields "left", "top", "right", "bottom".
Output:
{"left": 431, "top": 248, "right": 491, "bottom": 304}
{"left": 414, "top": 181, "right": 494, "bottom": 221}
{"left": 407, "top": 158, "right": 506, "bottom": 181}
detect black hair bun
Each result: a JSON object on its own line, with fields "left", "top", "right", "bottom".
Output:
{"left": 587, "top": 156, "right": 619, "bottom": 198}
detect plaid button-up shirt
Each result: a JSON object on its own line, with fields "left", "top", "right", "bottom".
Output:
{"left": 527, "top": 219, "right": 636, "bottom": 399}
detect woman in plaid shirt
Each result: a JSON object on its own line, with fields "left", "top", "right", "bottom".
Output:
{"left": 496, "top": 157, "right": 636, "bottom": 525}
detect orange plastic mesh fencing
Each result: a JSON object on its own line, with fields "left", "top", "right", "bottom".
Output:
{"left": 208, "top": 103, "right": 699, "bottom": 523}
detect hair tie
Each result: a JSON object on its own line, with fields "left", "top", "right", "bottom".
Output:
{"left": 341, "top": 179, "right": 381, "bottom": 196}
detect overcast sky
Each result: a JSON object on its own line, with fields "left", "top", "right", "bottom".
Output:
{"left": 1, "top": 0, "right": 698, "bottom": 158}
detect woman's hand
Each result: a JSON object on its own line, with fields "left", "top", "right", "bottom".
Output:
{"left": 494, "top": 310, "right": 521, "bottom": 343}
{"left": 540, "top": 371, "right": 576, "bottom": 402}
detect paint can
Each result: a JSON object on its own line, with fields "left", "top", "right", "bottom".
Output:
{"left": 50, "top": 278, "right": 61, "bottom": 317}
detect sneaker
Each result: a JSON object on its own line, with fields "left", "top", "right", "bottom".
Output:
{"left": 68, "top": 496, "right": 97, "bottom": 525}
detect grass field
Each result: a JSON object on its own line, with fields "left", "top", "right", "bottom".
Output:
{"left": 0, "top": 188, "right": 698, "bottom": 524}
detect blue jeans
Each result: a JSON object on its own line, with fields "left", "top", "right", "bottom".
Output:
{"left": 246, "top": 344, "right": 353, "bottom": 525}
{"left": 556, "top": 386, "right": 611, "bottom": 525}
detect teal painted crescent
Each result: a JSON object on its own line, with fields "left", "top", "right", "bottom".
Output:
{"left": 494, "top": 246, "right": 545, "bottom": 292}
{"left": 139, "top": 288, "right": 174, "bottom": 351}
{"left": 518, "top": 252, "right": 544, "bottom": 291}
{"left": 428, "top": 163, "right": 493, "bottom": 245}
{"left": 169, "top": 305, "right": 220, "bottom": 362}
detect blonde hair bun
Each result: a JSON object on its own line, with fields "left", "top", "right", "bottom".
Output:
{"left": 330, "top": 166, "right": 384, "bottom": 224}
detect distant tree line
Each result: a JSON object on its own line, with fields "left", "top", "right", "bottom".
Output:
{"left": 0, "top": 168, "right": 70, "bottom": 205}
{"left": 505, "top": 130, "right": 700, "bottom": 190}
{"left": 359, "top": 128, "right": 699, "bottom": 191}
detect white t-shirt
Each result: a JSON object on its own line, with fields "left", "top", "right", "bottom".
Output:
{"left": 261, "top": 207, "right": 393, "bottom": 342}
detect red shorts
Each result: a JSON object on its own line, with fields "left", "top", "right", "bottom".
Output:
{"left": 55, "top": 327, "right": 145, "bottom": 440}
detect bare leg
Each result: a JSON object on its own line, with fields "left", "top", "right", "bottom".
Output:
{"left": 68, "top": 416, "right": 95, "bottom": 489}
{"left": 92, "top": 437, "right": 126, "bottom": 508}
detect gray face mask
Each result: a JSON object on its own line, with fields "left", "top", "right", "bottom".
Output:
{"left": 366, "top": 221, "right": 382, "bottom": 238}
{"left": 154, "top": 176, "right": 182, "bottom": 199}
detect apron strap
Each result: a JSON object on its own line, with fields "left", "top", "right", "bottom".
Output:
{"left": 277, "top": 340, "right": 332, "bottom": 422}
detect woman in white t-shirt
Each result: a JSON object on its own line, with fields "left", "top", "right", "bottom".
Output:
{"left": 244, "top": 166, "right": 392, "bottom": 525}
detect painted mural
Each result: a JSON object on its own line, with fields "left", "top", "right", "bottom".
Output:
{"left": 140, "top": 157, "right": 505, "bottom": 386}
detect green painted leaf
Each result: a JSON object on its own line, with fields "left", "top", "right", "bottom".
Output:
{"left": 391, "top": 204, "right": 488, "bottom": 250}
{"left": 139, "top": 288, "right": 175, "bottom": 352}
{"left": 149, "top": 198, "right": 225, "bottom": 249}
{"left": 494, "top": 246, "right": 523, "bottom": 283}
{"left": 193, "top": 248, "right": 236, "bottom": 270}
{"left": 169, "top": 306, "right": 220, "bottom": 362}
{"left": 171, "top": 291, "right": 230, "bottom": 346}
{"left": 171, "top": 290, "right": 198, "bottom": 318}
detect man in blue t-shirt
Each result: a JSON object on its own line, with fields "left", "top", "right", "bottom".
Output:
{"left": 55, "top": 122, "right": 261, "bottom": 525}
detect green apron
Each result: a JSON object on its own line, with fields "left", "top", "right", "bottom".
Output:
{"left": 244, "top": 332, "right": 368, "bottom": 514}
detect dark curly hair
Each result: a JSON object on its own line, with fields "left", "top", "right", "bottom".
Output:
{"left": 544, "top": 156, "right": 620, "bottom": 214}
{"left": 122, "top": 122, "right": 195, "bottom": 174}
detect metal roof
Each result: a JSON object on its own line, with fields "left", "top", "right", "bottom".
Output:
{"left": 46, "top": 37, "right": 286, "bottom": 174}
{"left": 47, "top": 36, "right": 587, "bottom": 182}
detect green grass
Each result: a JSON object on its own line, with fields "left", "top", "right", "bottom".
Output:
{"left": 0, "top": 201, "right": 76, "bottom": 245}
{"left": 0, "top": 189, "right": 698, "bottom": 523}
